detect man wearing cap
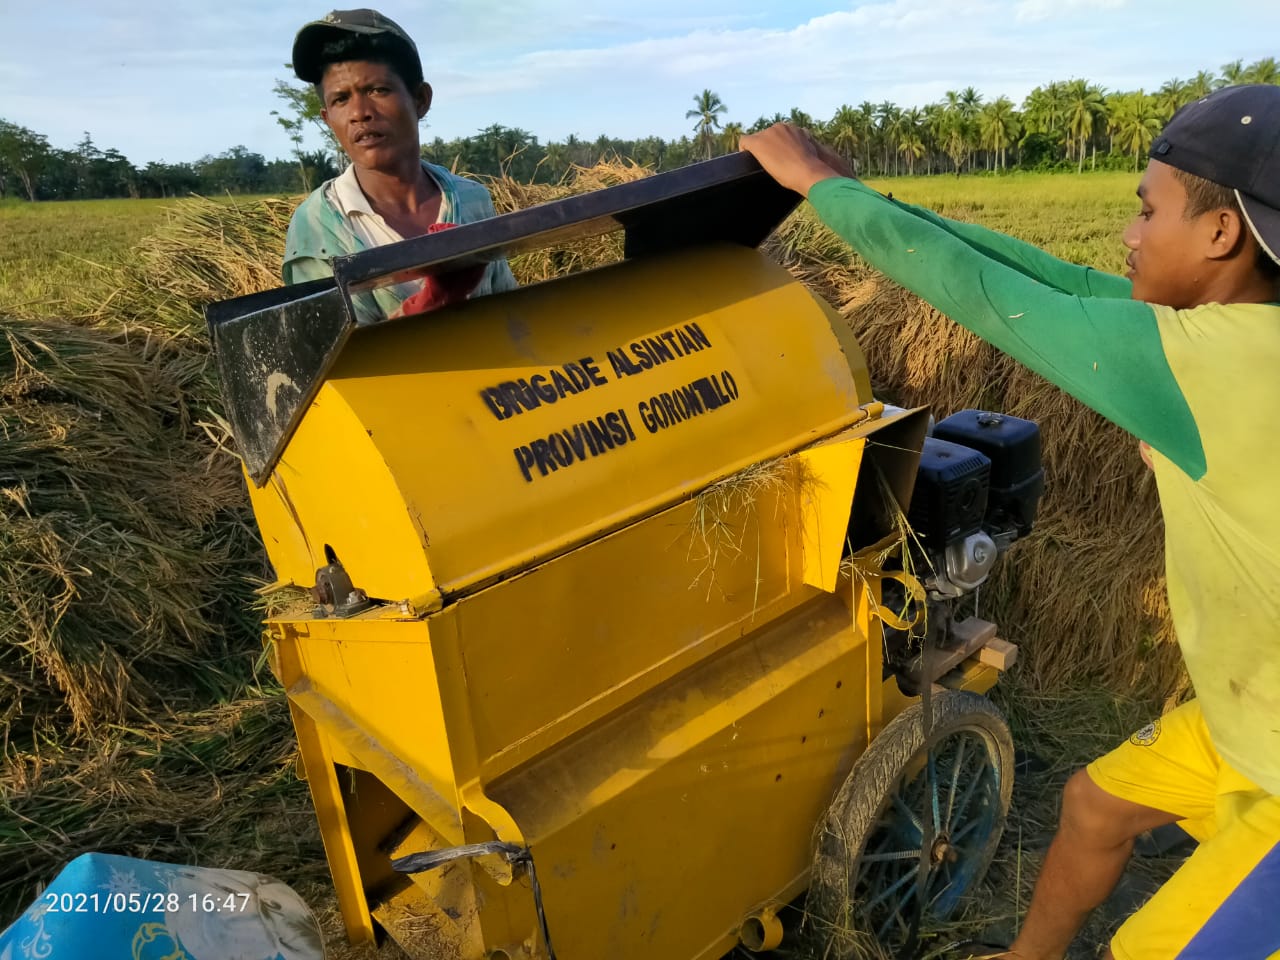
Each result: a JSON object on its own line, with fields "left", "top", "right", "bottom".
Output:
{"left": 743, "top": 86, "right": 1280, "bottom": 960}
{"left": 283, "top": 9, "right": 517, "bottom": 321}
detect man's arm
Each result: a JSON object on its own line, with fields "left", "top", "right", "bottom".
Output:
{"left": 742, "top": 123, "right": 1129, "bottom": 299}
{"left": 886, "top": 197, "right": 1132, "bottom": 300}
{"left": 807, "top": 176, "right": 1205, "bottom": 479}
{"left": 740, "top": 123, "right": 1203, "bottom": 477}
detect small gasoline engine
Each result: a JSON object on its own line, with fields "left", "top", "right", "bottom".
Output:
{"left": 884, "top": 409, "right": 1044, "bottom": 690}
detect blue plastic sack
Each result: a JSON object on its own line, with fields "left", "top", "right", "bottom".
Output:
{"left": 0, "top": 853, "right": 324, "bottom": 960}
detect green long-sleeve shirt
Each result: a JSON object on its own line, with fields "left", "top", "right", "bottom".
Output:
{"left": 808, "top": 177, "right": 1280, "bottom": 794}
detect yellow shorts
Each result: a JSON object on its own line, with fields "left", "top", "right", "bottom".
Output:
{"left": 1087, "top": 699, "right": 1280, "bottom": 960}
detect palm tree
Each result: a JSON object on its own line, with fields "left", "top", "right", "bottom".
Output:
{"left": 1246, "top": 57, "right": 1280, "bottom": 85}
{"left": 898, "top": 123, "right": 926, "bottom": 176}
{"left": 720, "top": 122, "right": 744, "bottom": 154}
{"left": 944, "top": 123, "right": 968, "bottom": 175}
{"left": 788, "top": 107, "right": 815, "bottom": 130}
{"left": 876, "top": 101, "right": 902, "bottom": 174}
{"left": 593, "top": 133, "right": 615, "bottom": 164}
{"left": 921, "top": 103, "right": 946, "bottom": 174}
{"left": 1111, "top": 91, "right": 1163, "bottom": 171}
{"left": 1065, "top": 79, "right": 1106, "bottom": 172}
{"left": 828, "top": 104, "right": 861, "bottom": 169}
{"left": 631, "top": 136, "right": 666, "bottom": 170}
{"left": 959, "top": 87, "right": 984, "bottom": 168}
{"left": 900, "top": 107, "right": 924, "bottom": 156}
{"left": 1104, "top": 92, "right": 1125, "bottom": 154}
{"left": 1022, "top": 82, "right": 1068, "bottom": 162}
{"left": 935, "top": 98, "right": 970, "bottom": 176}
{"left": 1218, "top": 59, "right": 1246, "bottom": 88}
{"left": 941, "top": 92, "right": 965, "bottom": 173}
{"left": 475, "top": 123, "right": 534, "bottom": 174}
{"left": 1186, "top": 71, "right": 1215, "bottom": 101}
{"left": 542, "top": 141, "right": 571, "bottom": 179}
{"left": 564, "top": 133, "right": 586, "bottom": 166}
{"left": 686, "top": 89, "right": 728, "bottom": 160}
{"left": 1154, "top": 78, "right": 1187, "bottom": 121}
{"left": 857, "top": 101, "right": 877, "bottom": 174}
{"left": 943, "top": 88, "right": 983, "bottom": 170}
{"left": 978, "top": 97, "right": 1019, "bottom": 170}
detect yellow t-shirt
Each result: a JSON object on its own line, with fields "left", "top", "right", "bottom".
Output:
{"left": 1152, "top": 301, "right": 1280, "bottom": 794}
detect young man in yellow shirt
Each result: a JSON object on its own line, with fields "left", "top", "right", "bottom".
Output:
{"left": 743, "top": 85, "right": 1280, "bottom": 960}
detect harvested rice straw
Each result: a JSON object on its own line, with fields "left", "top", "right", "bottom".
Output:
{"left": 253, "top": 581, "right": 316, "bottom": 620}
{"left": 687, "top": 459, "right": 788, "bottom": 601}
{"left": 840, "top": 455, "right": 931, "bottom": 645}
{"left": 685, "top": 457, "right": 818, "bottom": 608}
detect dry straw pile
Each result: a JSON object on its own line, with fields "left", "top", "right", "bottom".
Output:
{"left": 0, "top": 312, "right": 328, "bottom": 911}
{"left": 0, "top": 162, "right": 1181, "bottom": 943}
{"left": 0, "top": 195, "right": 309, "bottom": 916}
{"left": 1, "top": 322, "right": 248, "bottom": 732}
{"left": 766, "top": 216, "right": 1182, "bottom": 701}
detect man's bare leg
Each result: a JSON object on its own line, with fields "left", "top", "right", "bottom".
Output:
{"left": 1005, "top": 769, "right": 1179, "bottom": 960}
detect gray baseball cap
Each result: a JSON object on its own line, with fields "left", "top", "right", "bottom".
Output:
{"left": 291, "top": 9, "right": 422, "bottom": 85}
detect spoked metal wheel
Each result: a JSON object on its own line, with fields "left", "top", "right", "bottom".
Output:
{"left": 807, "top": 690, "right": 1013, "bottom": 958}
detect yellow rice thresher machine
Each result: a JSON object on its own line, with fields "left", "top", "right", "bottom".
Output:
{"left": 207, "top": 155, "right": 1044, "bottom": 959}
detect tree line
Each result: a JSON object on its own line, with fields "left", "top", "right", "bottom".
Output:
{"left": 720, "top": 59, "right": 1278, "bottom": 178}
{"left": 0, "top": 128, "right": 338, "bottom": 202}
{"left": 1, "top": 57, "right": 1276, "bottom": 202}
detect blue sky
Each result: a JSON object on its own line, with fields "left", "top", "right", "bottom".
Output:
{"left": 4, "top": 0, "right": 1278, "bottom": 164}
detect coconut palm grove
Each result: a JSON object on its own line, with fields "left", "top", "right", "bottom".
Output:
{"left": 1, "top": 57, "right": 1277, "bottom": 201}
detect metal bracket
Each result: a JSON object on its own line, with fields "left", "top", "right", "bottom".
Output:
{"left": 392, "top": 841, "right": 558, "bottom": 960}
{"left": 311, "top": 562, "right": 372, "bottom": 618}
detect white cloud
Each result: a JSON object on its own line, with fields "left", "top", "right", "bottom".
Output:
{"left": 1015, "top": 0, "right": 1128, "bottom": 23}
{"left": 426, "top": 0, "right": 1037, "bottom": 127}
{"left": 841, "top": 0, "right": 1002, "bottom": 29}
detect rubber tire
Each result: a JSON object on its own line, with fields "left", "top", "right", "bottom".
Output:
{"left": 807, "top": 689, "right": 1015, "bottom": 958}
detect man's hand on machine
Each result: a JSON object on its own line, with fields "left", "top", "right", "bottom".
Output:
{"left": 740, "top": 123, "right": 856, "bottom": 197}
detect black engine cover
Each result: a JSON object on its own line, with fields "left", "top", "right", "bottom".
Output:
{"left": 908, "top": 437, "right": 991, "bottom": 552}
{"left": 933, "top": 409, "right": 1044, "bottom": 535}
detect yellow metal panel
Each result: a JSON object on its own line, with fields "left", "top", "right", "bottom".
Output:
{"left": 300, "top": 244, "right": 875, "bottom": 601}
{"left": 850, "top": 566, "right": 889, "bottom": 743}
{"left": 249, "top": 386, "right": 438, "bottom": 601}
{"left": 445, "top": 480, "right": 808, "bottom": 780}
{"left": 269, "top": 617, "right": 463, "bottom": 845}
{"left": 795, "top": 433, "right": 866, "bottom": 593}
{"left": 287, "top": 702, "right": 377, "bottom": 946}
{"left": 943, "top": 660, "right": 1001, "bottom": 695}
{"left": 487, "top": 592, "right": 872, "bottom": 960}
{"left": 244, "top": 469, "right": 313, "bottom": 584}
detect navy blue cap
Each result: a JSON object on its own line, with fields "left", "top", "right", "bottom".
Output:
{"left": 1152, "top": 84, "right": 1280, "bottom": 265}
